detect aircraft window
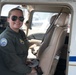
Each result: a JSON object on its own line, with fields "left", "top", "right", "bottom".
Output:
{"left": 31, "top": 12, "right": 57, "bottom": 32}
{"left": 28, "top": 11, "right": 58, "bottom": 40}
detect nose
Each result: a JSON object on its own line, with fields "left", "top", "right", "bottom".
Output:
{"left": 16, "top": 18, "right": 20, "bottom": 22}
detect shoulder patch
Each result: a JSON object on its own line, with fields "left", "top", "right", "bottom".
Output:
{"left": 0, "top": 38, "right": 7, "bottom": 47}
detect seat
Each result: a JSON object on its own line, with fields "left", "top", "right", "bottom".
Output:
{"left": 37, "top": 14, "right": 57, "bottom": 59}
{"left": 37, "top": 13, "right": 69, "bottom": 75}
{"left": 0, "top": 16, "right": 7, "bottom": 33}
{"left": 27, "top": 14, "right": 59, "bottom": 75}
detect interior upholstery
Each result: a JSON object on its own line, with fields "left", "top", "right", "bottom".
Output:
{"left": 38, "top": 13, "right": 69, "bottom": 75}
{"left": 37, "top": 15, "right": 57, "bottom": 59}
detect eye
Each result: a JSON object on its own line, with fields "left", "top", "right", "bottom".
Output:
{"left": 19, "top": 16, "right": 24, "bottom": 22}
{"left": 11, "top": 16, "right": 17, "bottom": 21}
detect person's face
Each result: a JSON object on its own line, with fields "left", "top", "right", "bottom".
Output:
{"left": 7, "top": 10, "right": 24, "bottom": 32}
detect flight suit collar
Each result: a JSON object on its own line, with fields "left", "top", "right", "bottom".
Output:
{"left": 6, "top": 26, "right": 21, "bottom": 35}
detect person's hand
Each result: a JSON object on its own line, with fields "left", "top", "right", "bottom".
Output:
{"left": 26, "top": 68, "right": 37, "bottom": 75}
{"left": 31, "top": 67, "right": 37, "bottom": 73}
{"left": 26, "top": 59, "right": 32, "bottom": 65}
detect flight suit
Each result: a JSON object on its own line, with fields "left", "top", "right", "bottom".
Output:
{"left": 0, "top": 26, "right": 32, "bottom": 75}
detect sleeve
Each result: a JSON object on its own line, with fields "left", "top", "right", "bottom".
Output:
{"left": 0, "top": 37, "right": 32, "bottom": 74}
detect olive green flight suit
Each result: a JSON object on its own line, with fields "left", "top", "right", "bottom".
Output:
{"left": 0, "top": 26, "right": 32, "bottom": 75}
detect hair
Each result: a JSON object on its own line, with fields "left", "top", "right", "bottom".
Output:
{"left": 8, "top": 8, "right": 24, "bottom": 18}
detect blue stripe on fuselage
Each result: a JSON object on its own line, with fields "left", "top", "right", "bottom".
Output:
{"left": 69, "top": 56, "right": 76, "bottom": 62}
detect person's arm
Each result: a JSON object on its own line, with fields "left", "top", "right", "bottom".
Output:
{"left": 28, "top": 39, "right": 41, "bottom": 47}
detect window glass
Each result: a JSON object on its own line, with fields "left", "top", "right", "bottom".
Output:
{"left": 30, "top": 12, "right": 57, "bottom": 34}
{"left": 28, "top": 11, "right": 58, "bottom": 40}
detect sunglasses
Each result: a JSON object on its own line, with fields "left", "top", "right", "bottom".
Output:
{"left": 11, "top": 16, "right": 24, "bottom": 22}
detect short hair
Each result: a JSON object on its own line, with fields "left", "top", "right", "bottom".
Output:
{"left": 8, "top": 8, "right": 23, "bottom": 18}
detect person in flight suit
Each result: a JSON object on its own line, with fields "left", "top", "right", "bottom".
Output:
{"left": 0, "top": 8, "right": 37, "bottom": 75}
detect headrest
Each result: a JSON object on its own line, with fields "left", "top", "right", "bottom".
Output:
{"left": 50, "top": 15, "right": 57, "bottom": 25}
{"left": 55, "top": 13, "right": 69, "bottom": 26}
